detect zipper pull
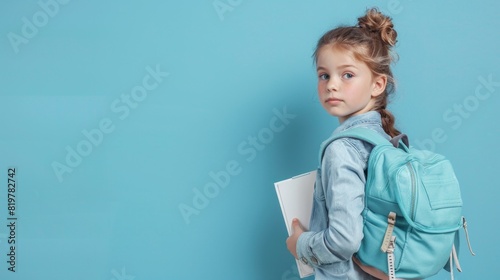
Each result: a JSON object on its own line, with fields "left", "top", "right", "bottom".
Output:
{"left": 387, "top": 236, "right": 397, "bottom": 280}
{"left": 462, "top": 216, "right": 476, "bottom": 256}
{"left": 452, "top": 244, "right": 462, "bottom": 272}
{"left": 381, "top": 212, "right": 396, "bottom": 252}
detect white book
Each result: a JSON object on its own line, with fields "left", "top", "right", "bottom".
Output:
{"left": 274, "top": 170, "right": 316, "bottom": 278}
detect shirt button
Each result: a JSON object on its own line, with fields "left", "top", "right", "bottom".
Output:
{"left": 311, "top": 256, "right": 318, "bottom": 265}
{"left": 300, "top": 257, "right": 308, "bottom": 265}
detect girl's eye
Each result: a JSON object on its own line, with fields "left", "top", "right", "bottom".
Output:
{"left": 319, "top": 73, "right": 329, "bottom": 80}
{"left": 342, "top": 73, "right": 354, "bottom": 79}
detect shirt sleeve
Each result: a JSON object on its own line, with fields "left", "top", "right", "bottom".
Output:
{"left": 296, "top": 138, "right": 367, "bottom": 267}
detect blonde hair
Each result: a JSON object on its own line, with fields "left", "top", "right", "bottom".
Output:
{"left": 314, "top": 8, "right": 401, "bottom": 137}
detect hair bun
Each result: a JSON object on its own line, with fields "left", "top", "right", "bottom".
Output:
{"left": 358, "top": 8, "right": 397, "bottom": 47}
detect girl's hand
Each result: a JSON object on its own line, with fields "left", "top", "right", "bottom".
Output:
{"left": 286, "top": 218, "right": 305, "bottom": 259}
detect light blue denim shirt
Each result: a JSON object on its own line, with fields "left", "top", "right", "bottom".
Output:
{"left": 297, "top": 111, "right": 390, "bottom": 280}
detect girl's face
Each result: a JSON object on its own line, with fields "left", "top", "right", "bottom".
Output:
{"left": 316, "top": 45, "right": 386, "bottom": 123}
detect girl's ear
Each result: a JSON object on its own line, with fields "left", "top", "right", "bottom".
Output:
{"left": 371, "top": 75, "right": 387, "bottom": 97}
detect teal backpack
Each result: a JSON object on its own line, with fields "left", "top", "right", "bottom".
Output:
{"left": 319, "top": 127, "right": 475, "bottom": 279}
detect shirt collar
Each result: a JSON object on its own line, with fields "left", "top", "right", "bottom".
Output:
{"left": 333, "top": 111, "right": 382, "bottom": 134}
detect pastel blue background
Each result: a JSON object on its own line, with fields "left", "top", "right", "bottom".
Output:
{"left": 0, "top": 0, "right": 498, "bottom": 279}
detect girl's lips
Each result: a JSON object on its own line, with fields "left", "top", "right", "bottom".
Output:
{"left": 325, "top": 97, "right": 342, "bottom": 104}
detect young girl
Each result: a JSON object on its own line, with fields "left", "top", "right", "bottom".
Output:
{"left": 286, "top": 8, "right": 401, "bottom": 279}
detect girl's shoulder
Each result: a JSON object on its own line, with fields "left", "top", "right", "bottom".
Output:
{"left": 323, "top": 126, "right": 388, "bottom": 165}
{"left": 323, "top": 137, "right": 369, "bottom": 164}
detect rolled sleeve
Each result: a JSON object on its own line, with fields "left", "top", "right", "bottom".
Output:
{"left": 296, "top": 139, "right": 367, "bottom": 267}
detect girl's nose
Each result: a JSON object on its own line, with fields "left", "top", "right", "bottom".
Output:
{"left": 327, "top": 77, "right": 338, "bottom": 92}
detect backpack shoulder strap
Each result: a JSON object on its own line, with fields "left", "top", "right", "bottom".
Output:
{"left": 318, "top": 127, "right": 391, "bottom": 164}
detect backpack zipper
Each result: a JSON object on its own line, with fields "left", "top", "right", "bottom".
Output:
{"left": 406, "top": 162, "right": 417, "bottom": 220}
